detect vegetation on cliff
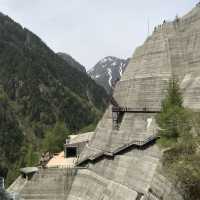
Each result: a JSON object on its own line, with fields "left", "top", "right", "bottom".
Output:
{"left": 43, "top": 121, "right": 69, "bottom": 153}
{"left": 156, "top": 79, "right": 200, "bottom": 200}
{"left": 0, "top": 12, "right": 109, "bottom": 185}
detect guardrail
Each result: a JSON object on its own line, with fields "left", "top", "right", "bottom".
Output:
{"left": 0, "top": 177, "right": 4, "bottom": 190}
{"left": 76, "top": 134, "right": 159, "bottom": 165}
{"left": 112, "top": 106, "right": 161, "bottom": 113}
{"left": 111, "top": 134, "right": 159, "bottom": 155}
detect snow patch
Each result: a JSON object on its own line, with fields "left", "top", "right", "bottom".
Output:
{"left": 108, "top": 57, "right": 113, "bottom": 61}
{"left": 107, "top": 68, "right": 112, "bottom": 87}
{"left": 119, "top": 63, "right": 123, "bottom": 77}
{"left": 95, "top": 75, "right": 100, "bottom": 78}
{"left": 111, "top": 62, "right": 117, "bottom": 66}
{"left": 100, "top": 58, "right": 108, "bottom": 64}
{"left": 88, "top": 68, "right": 94, "bottom": 73}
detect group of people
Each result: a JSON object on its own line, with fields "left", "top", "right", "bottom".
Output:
{"left": 153, "top": 15, "right": 180, "bottom": 32}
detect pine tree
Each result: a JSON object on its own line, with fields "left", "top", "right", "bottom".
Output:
{"left": 156, "top": 78, "right": 185, "bottom": 139}
{"left": 43, "top": 121, "right": 69, "bottom": 153}
{"left": 156, "top": 78, "right": 200, "bottom": 199}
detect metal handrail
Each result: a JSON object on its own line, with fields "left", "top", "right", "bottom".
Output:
{"left": 76, "top": 134, "right": 159, "bottom": 165}
{"left": 112, "top": 106, "right": 161, "bottom": 113}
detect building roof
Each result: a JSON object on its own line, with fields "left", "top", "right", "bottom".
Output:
{"left": 67, "top": 132, "right": 94, "bottom": 145}
{"left": 46, "top": 132, "right": 94, "bottom": 168}
{"left": 46, "top": 151, "right": 77, "bottom": 168}
{"left": 20, "top": 167, "right": 38, "bottom": 174}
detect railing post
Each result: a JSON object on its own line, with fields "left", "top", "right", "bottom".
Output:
{"left": 0, "top": 177, "right": 4, "bottom": 190}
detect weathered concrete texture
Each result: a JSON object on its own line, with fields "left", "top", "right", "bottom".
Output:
{"left": 148, "top": 169, "right": 183, "bottom": 200}
{"left": 68, "top": 132, "right": 94, "bottom": 145}
{"left": 67, "top": 5, "right": 200, "bottom": 200}
{"left": 78, "top": 111, "right": 158, "bottom": 165}
{"left": 114, "top": 78, "right": 169, "bottom": 110}
{"left": 120, "top": 6, "right": 200, "bottom": 111}
{"left": 8, "top": 168, "right": 77, "bottom": 200}
{"left": 68, "top": 144, "right": 161, "bottom": 200}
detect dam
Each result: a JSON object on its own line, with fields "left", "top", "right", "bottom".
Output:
{"left": 66, "top": 4, "right": 200, "bottom": 200}
{"left": 8, "top": 4, "right": 200, "bottom": 200}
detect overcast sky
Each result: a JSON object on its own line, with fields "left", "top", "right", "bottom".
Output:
{"left": 0, "top": 0, "right": 198, "bottom": 70}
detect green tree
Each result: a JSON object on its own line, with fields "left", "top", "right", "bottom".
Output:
{"left": 156, "top": 78, "right": 200, "bottom": 199}
{"left": 156, "top": 79, "right": 190, "bottom": 141}
{"left": 163, "top": 78, "right": 183, "bottom": 109}
{"left": 23, "top": 144, "right": 39, "bottom": 166}
{"left": 0, "top": 88, "right": 24, "bottom": 185}
{"left": 43, "top": 121, "right": 69, "bottom": 153}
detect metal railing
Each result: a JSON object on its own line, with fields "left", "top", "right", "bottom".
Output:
{"left": 0, "top": 177, "right": 4, "bottom": 190}
{"left": 112, "top": 106, "right": 161, "bottom": 113}
{"left": 77, "top": 134, "right": 159, "bottom": 165}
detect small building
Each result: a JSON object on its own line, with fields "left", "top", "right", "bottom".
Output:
{"left": 46, "top": 132, "right": 94, "bottom": 168}
{"left": 64, "top": 132, "right": 94, "bottom": 158}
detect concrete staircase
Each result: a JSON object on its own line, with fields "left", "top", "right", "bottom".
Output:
{"left": 18, "top": 168, "right": 77, "bottom": 200}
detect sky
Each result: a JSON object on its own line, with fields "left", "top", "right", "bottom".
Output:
{"left": 0, "top": 0, "right": 198, "bottom": 70}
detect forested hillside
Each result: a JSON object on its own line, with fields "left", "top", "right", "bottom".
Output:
{"left": 0, "top": 12, "right": 109, "bottom": 184}
{"left": 57, "top": 52, "right": 86, "bottom": 73}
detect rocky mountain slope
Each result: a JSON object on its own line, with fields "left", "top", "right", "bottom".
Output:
{"left": 57, "top": 52, "right": 86, "bottom": 73}
{"left": 88, "top": 56, "right": 130, "bottom": 94}
{"left": 0, "top": 12, "right": 109, "bottom": 184}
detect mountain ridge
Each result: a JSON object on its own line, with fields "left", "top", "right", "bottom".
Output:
{"left": 0, "top": 12, "right": 109, "bottom": 184}
{"left": 57, "top": 52, "right": 86, "bottom": 73}
{"left": 88, "top": 56, "right": 130, "bottom": 94}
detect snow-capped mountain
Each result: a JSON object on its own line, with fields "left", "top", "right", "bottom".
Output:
{"left": 88, "top": 56, "right": 130, "bottom": 94}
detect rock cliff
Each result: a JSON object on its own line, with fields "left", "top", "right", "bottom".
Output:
{"left": 88, "top": 56, "right": 130, "bottom": 94}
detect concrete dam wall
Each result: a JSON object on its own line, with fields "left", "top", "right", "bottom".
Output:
{"left": 8, "top": 168, "right": 77, "bottom": 200}
{"left": 67, "top": 5, "right": 200, "bottom": 200}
